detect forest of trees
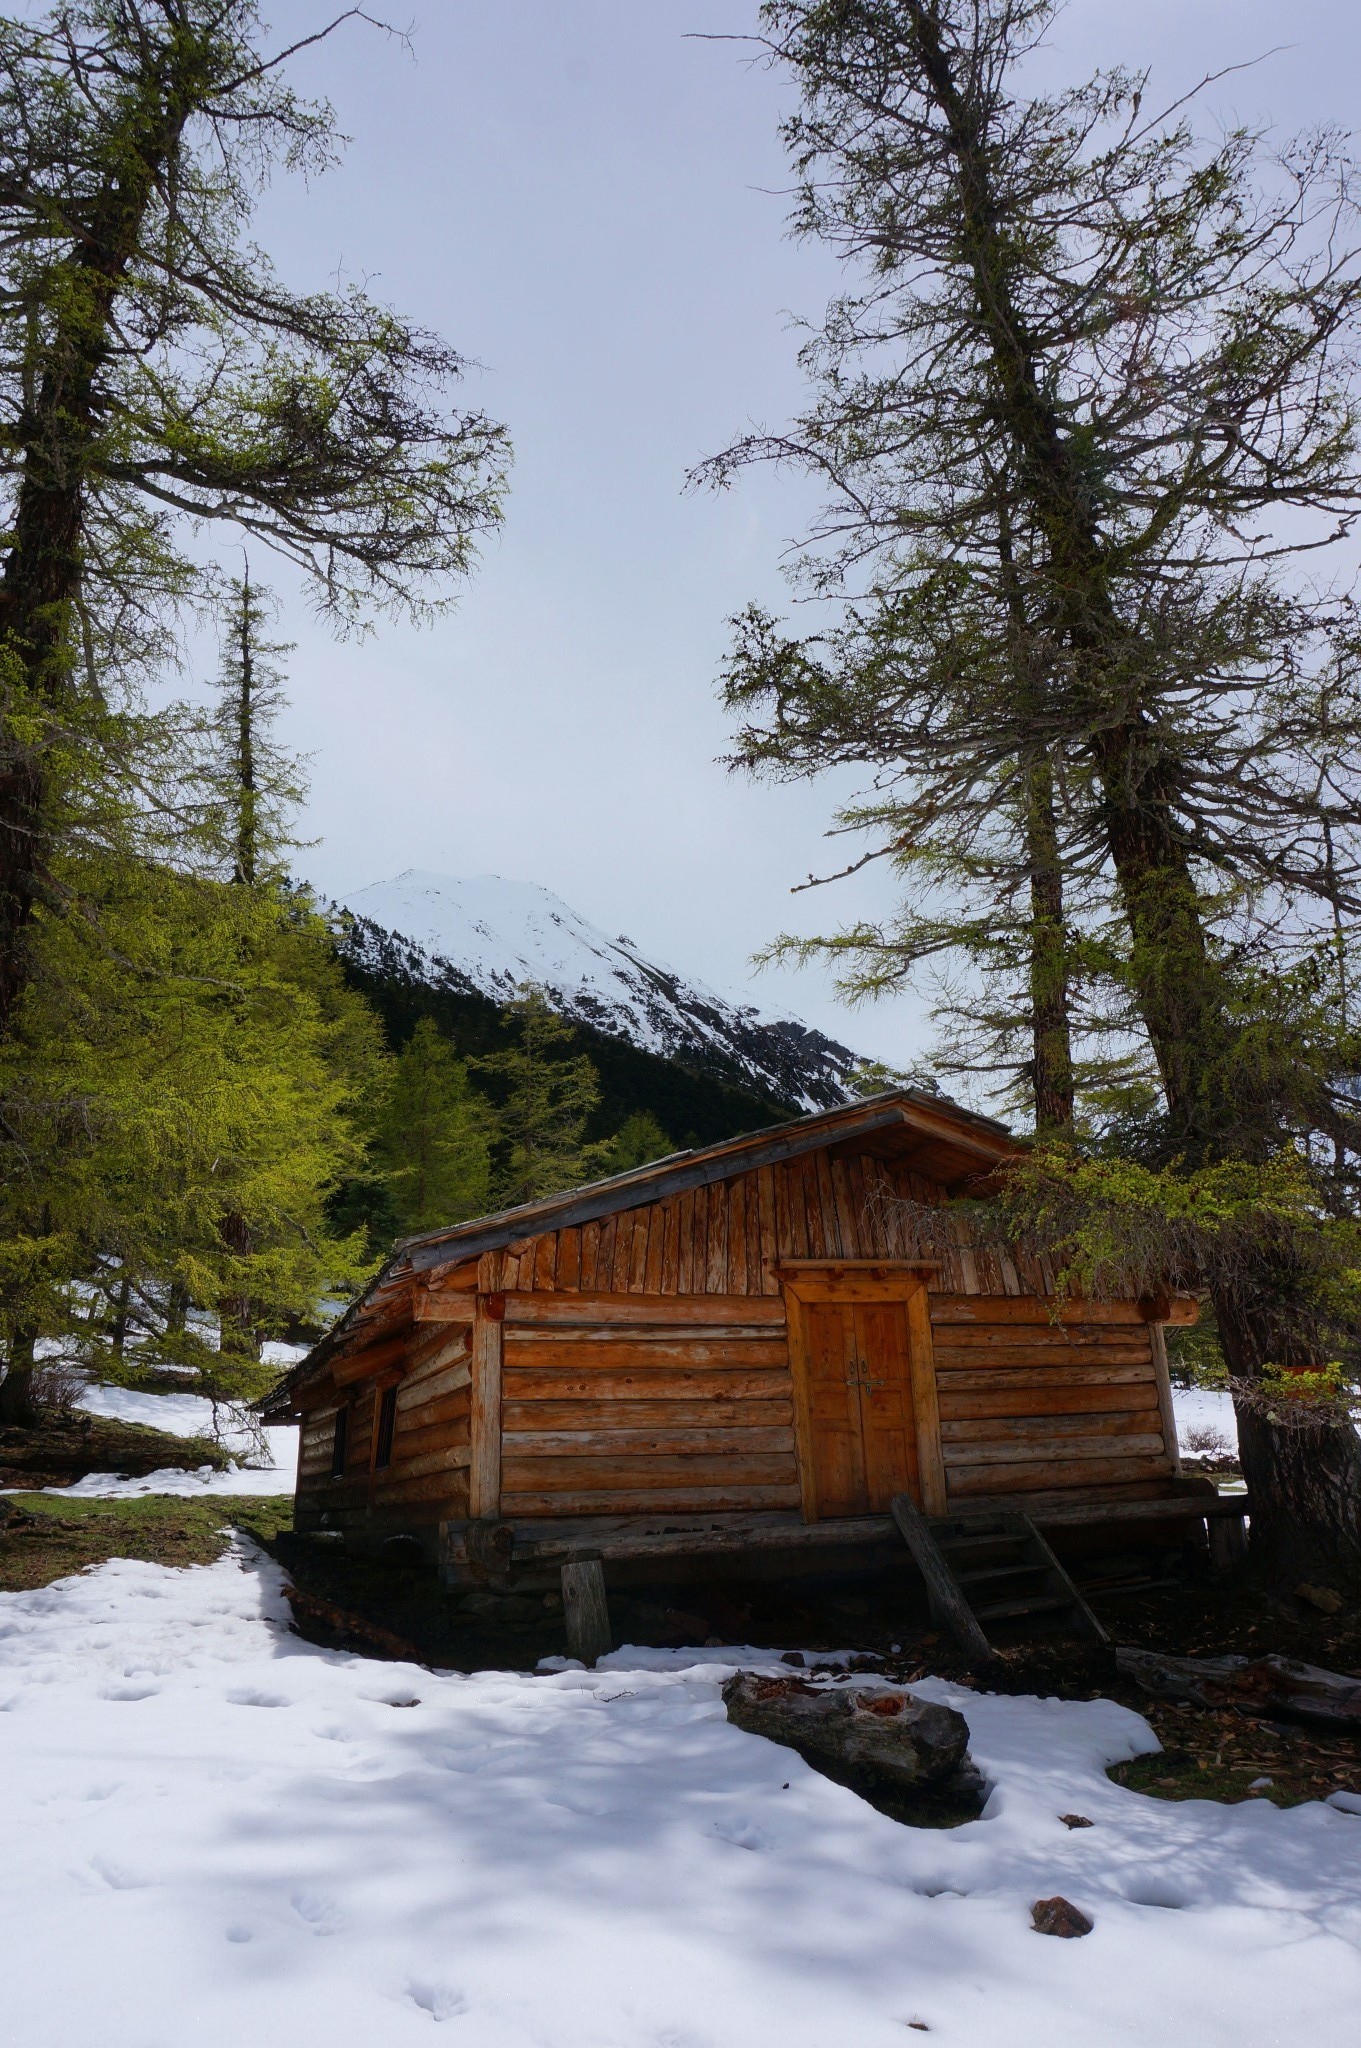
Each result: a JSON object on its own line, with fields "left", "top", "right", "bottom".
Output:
{"left": 0, "top": 2, "right": 677, "bottom": 1427}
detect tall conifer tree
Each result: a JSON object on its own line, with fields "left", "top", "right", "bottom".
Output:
{"left": 708, "top": 0, "right": 1361, "bottom": 1573}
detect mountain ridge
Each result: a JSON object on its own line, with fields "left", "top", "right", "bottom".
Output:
{"left": 335, "top": 869, "right": 864, "bottom": 1115}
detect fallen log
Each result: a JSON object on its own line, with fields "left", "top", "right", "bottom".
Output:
{"left": 1116, "top": 1646, "right": 1361, "bottom": 1732}
{"left": 284, "top": 1583, "right": 426, "bottom": 1664}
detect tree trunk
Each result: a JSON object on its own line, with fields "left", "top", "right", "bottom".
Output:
{"left": 0, "top": 80, "right": 191, "bottom": 1038}
{"left": 0, "top": 1332, "right": 40, "bottom": 1428}
{"left": 901, "top": 0, "right": 1361, "bottom": 1578}
{"left": 1025, "top": 752, "right": 1075, "bottom": 1133}
{"left": 1216, "top": 1293, "right": 1361, "bottom": 1581}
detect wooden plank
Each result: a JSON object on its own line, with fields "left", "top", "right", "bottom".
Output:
{"left": 612, "top": 1210, "right": 637, "bottom": 1294}
{"left": 396, "top": 1361, "right": 472, "bottom": 1412}
{"left": 491, "top": 1510, "right": 894, "bottom": 1563}
{"left": 933, "top": 1335, "right": 1154, "bottom": 1368}
{"left": 906, "top": 1280, "right": 949, "bottom": 1515}
{"left": 404, "top": 1328, "right": 471, "bottom": 1383}
{"left": 501, "top": 1453, "right": 798, "bottom": 1491}
{"left": 332, "top": 1331, "right": 414, "bottom": 1385}
{"left": 503, "top": 1337, "right": 788, "bottom": 1370}
{"left": 502, "top": 1291, "right": 786, "bottom": 1327}
{"left": 644, "top": 1204, "right": 665, "bottom": 1295}
{"left": 413, "top": 1291, "right": 478, "bottom": 1325}
{"left": 469, "top": 1303, "right": 503, "bottom": 1519}
{"left": 533, "top": 1232, "right": 558, "bottom": 1292}
{"left": 814, "top": 1150, "right": 842, "bottom": 1257}
{"left": 503, "top": 1368, "right": 794, "bottom": 1403}
{"left": 830, "top": 1155, "right": 860, "bottom": 1258}
{"left": 780, "top": 1264, "right": 940, "bottom": 1303}
{"left": 501, "top": 1483, "right": 804, "bottom": 1516}
{"left": 941, "top": 1412, "right": 1163, "bottom": 1444}
{"left": 757, "top": 1165, "right": 779, "bottom": 1292}
{"left": 940, "top": 1382, "right": 1161, "bottom": 1420}
{"left": 705, "top": 1181, "right": 729, "bottom": 1295}
{"left": 928, "top": 1295, "right": 1145, "bottom": 1326}
{"left": 373, "top": 1471, "right": 472, "bottom": 1507}
{"left": 943, "top": 1432, "right": 1166, "bottom": 1466}
{"left": 380, "top": 1444, "right": 472, "bottom": 1483}
{"left": 596, "top": 1213, "right": 618, "bottom": 1294}
{"left": 660, "top": 1197, "right": 680, "bottom": 1295}
{"left": 579, "top": 1217, "right": 601, "bottom": 1292}
{"left": 728, "top": 1172, "right": 748, "bottom": 1296}
{"left": 1148, "top": 1321, "right": 1182, "bottom": 1472}
{"left": 937, "top": 1362, "right": 1157, "bottom": 1394}
{"left": 556, "top": 1225, "right": 581, "bottom": 1292}
{"left": 629, "top": 1208, "right": 650, "bottom": 1293}
{"left": 930, "top": 1331, "right": 1153, "bottom": 1359}
{"left": 890, "top": 1494, "right": 993, "bottom": 1664}
{"left": 948, "top": 1453, "right": 1173, "bottom": 1495}
{"left": 780, "top": 1279, "right": 819, "bottom": 1522}
{"left": 502, "top": 1397, "right": 794, "bottom": 1431}
{"left": 503, "top": 1426, "right": 796, "bottom": 1457}
{"left": 676, "top": 1189, "right": 695, "bottom": 1293}
{"left": 392, "top": 1401, "right": 473, "bottom": 1447}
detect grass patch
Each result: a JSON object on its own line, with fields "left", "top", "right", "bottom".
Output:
{"left": 0, "top": 1492, "right": 294, "bottom": 1592}
{"left": 1108, "top": 1702, "right": 1361, "bottom": 1810}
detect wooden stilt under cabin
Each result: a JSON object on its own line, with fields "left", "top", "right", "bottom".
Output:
{"left": 262, "top": 1090, "right": 1246, "bottom": 1653}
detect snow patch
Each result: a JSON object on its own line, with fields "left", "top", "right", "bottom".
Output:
{"left": 1, "top": 1545, "right": 1358, "bottom": 2046}
{"left": 339, "top": 868, "right": 863, "bottom": 1111}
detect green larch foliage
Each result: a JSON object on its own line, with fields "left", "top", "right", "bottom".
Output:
{"left": 372, "top": 1018, "right": 493, "bottom": 1237}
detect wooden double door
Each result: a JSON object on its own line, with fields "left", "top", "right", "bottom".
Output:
{"left": 782, "top": 1266, "right": 946, "bottom": 1519}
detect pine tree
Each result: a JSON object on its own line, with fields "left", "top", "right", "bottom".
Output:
{"left": 707, "top": 0, "right": 1361, "bottom": 1575}
{"left": 373, "top": 1019, "right": 493, "bottom": 1236}
{"left": 478, "top": 991, "right": 610, "bottom": 1207}
{"left": 0, "top": 1, "right": 509, "bottom": 1044}
{"left": 599, "top": 1110, "right": 676, "bottom": 1177}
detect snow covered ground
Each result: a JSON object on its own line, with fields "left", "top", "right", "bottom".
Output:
{"left": 1171, "top": 1386, "right": 1239, "bottom": 1458}
{"left": 67, "top": 1383, "right": 298, "bottom": 1497}
{"left": 1, "top": 1544, "right": 1358, "bottom": 2048}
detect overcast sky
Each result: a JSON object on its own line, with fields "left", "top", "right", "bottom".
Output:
{"left": 250, "top": 0, "right": 1361, "bottom": 1069}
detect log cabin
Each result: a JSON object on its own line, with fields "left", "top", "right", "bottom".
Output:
{"left": 263, "top": 1088, "right": 1243, "bottom": 1648}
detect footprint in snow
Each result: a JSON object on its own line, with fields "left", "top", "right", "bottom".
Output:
{"left": 226, "top": 1688, "right": 291, "bottom": 1708}
{"left": 710, "top": 1814, "right": 771, "bottom": 1851}
{"left": 290, "top": 1888, "right": 343, "bottom": 1936}
{"left": 99, "top": 1682, "right": 159, "bottom": 1702}
{"left": 89, "top": 1854, "right": 149, "bottom": 1891}
{"left": 407, "top": 1979, "right": 469, "bottom": 2022}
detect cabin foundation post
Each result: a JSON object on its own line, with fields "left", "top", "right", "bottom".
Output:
{"left": 1208, "top": 1510, "right": 1249, "bottom": 1574}
{"left": 561, "top": 1554, "right": 612, "bottom": 1665}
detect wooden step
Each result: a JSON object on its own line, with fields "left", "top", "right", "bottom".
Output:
{"left": 890, "top": 1493, "right": 1111, "bottom": 1663}
{"left": 974, "top": 1592, "right": 1074, "bottom": 1623}
{"left": 954, "top": 1562, "right": 1051, "bottom": 1588}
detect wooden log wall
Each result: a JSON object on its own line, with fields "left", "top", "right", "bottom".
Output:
{"left": 497, "top": 1292, "right": 798, "bottom": 1518}
{"left": 930, "top": 1297, "right": 1171, "bottom": 1502}
{"left": 297, "top": 1325, "right": 471, "bottom": 1531}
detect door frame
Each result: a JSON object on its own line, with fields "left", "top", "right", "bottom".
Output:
{"left": 778, "top": 1261, "right": 948, "bottom": 1519}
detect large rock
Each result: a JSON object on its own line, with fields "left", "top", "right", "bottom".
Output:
{"left": 722, "top": 1672, "right": 973, "bottom": 1800}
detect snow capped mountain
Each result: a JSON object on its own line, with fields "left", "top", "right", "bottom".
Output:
{"left": 336, "top": 870, "right": 863, "bottom": 1112}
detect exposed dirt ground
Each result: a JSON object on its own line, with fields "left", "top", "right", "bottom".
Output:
{"left": 0, "top": 1411, "right": 230, "bottom": 1488}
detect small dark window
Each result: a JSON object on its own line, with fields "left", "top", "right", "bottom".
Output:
{"left": 374, "top": 1384, "right": 398, "bottom": 1470}
{"left": 330, "top": 1406, "right": 348, "bottom": 1479}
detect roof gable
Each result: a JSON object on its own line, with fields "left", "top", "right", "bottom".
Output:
{"left": 401, "top": 1088, "right": 1017, "bottom": 1276}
